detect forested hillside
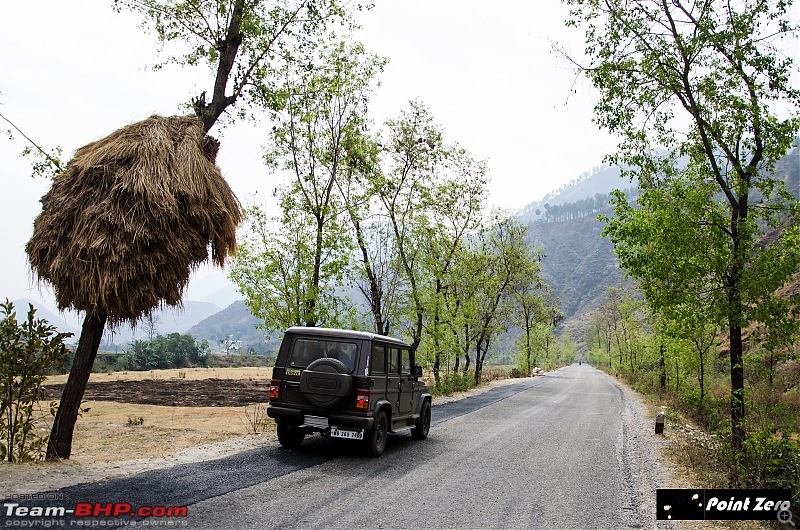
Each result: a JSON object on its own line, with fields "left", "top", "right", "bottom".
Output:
{"left": 527, "top": 214, "right": 621, "bottom": 320}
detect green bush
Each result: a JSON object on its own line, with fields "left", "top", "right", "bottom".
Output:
{"left": 721, "top": 425, "right": 800, "bottom": 493}
{"left": 0, "top": 300, "right": 71, "bottom": 462}
{"left": 431, "top": 371, "right": 475, "bottom": 396}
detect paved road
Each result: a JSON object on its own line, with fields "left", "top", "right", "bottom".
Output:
{"left": 2, "top": 364, "right": 671, "bottom": 529}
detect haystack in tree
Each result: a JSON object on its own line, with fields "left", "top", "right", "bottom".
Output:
{"left": 26, "top": 115, "right": 242, "bottom": 460}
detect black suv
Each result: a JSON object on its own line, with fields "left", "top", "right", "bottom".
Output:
{"left": 267, "top": 327, "right": 431, "bottom": 456}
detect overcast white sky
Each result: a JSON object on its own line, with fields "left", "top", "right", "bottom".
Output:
{"left": 0, "top": 0, "right": 617, "bottom": 310}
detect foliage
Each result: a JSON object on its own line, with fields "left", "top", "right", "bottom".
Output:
{"left": 1, "top": 118, "right": 62, "bottom": 180}
{"left": 0, "top": 109, "right": 64, "bottom": 180}
{"left": 230, "top": 205, "right": 351, "bottom": 332}
{"left": 721, "top": 425, "right": 800, "bottom": 492}
{"left": 206, "top": 352, "right": 274, "bottom": 368}
{"left": 566, "top": 0, "right": 800, "bottom": 452}
{"left": 467, "top": 215, "right": 543, "bottom": 384}
{"left": 0, "top": 300, "right": 71, "bottom": 462}
{"left": 124, "top": 333, "right": 210, "bottom": 371}
{"left": 231, "top": 41, "right": 383, "bottom": 331}
{"left": 114, "top": 0, "right": 368, "bottom": 132}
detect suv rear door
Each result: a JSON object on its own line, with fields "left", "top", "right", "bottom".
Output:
{"left": 369, "top": 343, "right": 388, "bottom": 404}
{"left": 386, "top": 345, "right": 402, "bottom": 418}
{"left": 397, "top": 346, "right": 415, "bottom": 415}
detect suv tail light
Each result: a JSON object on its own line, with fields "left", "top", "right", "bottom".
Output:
{"left": 355, "top": 389, "right": 370, "bottom": 410}
{"left": 269, "top": 379, "right": 281, "bottom": 401}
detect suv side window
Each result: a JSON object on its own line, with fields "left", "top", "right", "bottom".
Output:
{"left": 400, "top": 348, "right": 411, "bottom": 375}
{"left": 371, "top": 344, "right": 386, "bottom": 374}
{"left": 388, "top": 347, "right": 399, "bottom": 374}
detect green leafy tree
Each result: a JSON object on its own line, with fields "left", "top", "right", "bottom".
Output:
{"left": 232, "top": 41, "right": 383, "bottom": 331}
{"left": 566, "top": 0, "right": 800, "bottom": 452}
{"left": 335, "top": 125, "right": 399, "bottom": 335}
{"left": 514, "top": 283, "right": 561, "bottom": 375}
{"left": 378, "top": 101, "right": 447, "bottom": 355}
{"left": 469, "top": 214, "right": 541, "bottom": 385}
{"left": 0, "top": 301, "right": 71, "bottom": 462}
{"left": 420, "top": 151, "right": 487, "bottom": 385}
{"left": 231, "top": 203, "right": 351, "bottom": 332}
{"left": 114, "top": 0, "right": 365, "bottom": 133}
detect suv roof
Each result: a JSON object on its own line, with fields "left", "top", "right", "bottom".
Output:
{"left": 284, "top": 326, "right": 410, "bottom": 347}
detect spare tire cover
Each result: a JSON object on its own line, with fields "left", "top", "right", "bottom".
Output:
{"left": 299, "top": 357, "right": 353, "bottom": 409}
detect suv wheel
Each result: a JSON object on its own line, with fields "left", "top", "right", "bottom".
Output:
{"left": 277, "top": 423, "right": 305, "bottom": 450}
{"left": 411, "top": 400, "right": 431, "bottom": 440}
{"left": 364, "top": 409, "right": 388, "bottom": 457}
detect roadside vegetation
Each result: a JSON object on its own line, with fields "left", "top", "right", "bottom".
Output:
{"left": 0, "top": 300, "right": 71, "bottom": 462}
{"left": 586, "top": 286, "right": 800, "bottom": 494}
{"left": 567, "top": 0, "right": 799, "bottom": 495}
{"left": 76, "top": 334, "right": 274, "bottom": 374}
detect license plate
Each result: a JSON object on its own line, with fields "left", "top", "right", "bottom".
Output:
{"left": 331, "top": 426, "right": 363, "bottom": 440}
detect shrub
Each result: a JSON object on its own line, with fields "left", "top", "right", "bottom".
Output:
{"left": 0, "top": 300, "right": 71, "bottom": 462}
{"left": 721, "top": 425, "right": 800, "bottom": 493}
{"left": 431, "top": 371, "right": 476, "bottom": 396}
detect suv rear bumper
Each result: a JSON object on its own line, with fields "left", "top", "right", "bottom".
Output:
{"left": 268, "top": 404, "right": 374, "bottom": 429}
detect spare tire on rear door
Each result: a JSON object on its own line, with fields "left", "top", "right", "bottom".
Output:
{"left": 299, "top": 357, "right": 353, "bottom": 409}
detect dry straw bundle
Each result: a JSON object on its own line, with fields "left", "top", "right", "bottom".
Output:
{"left": 26, "top": 115, "right": 242, "bottom": 325}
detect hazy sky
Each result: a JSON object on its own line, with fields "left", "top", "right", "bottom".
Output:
{"left": 0, "top": 0, "right": 617, "bottom": 309}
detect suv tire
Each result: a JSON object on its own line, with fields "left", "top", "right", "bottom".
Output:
{"left": 277, "top": 423, "right": 305, "bottom": 450}
{"left": 411, "top": 400, "right": 431, "bottom": 440}
{"left": 364, "top": 409, "right": 388, "bottom": 457}
{"left": 299, "top": 357, "right": 353, "bottom": 409}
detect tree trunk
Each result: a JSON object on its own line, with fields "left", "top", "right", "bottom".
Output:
{"left": 525, "top": 324, "right": 532, "bottom": 375}
{"left": 729, "top": 323, "right": 745, "bottom": 453}
{"left": 659, "top": 343, "right": 666, "bottom": 389}
{"left": 462, "top": 324, "right": 470, "bottom": 375}
{"left": 473, "top": 342, "right": 483, "bottom": 386}
{"left": 46, "top": 310, "right": 107, "bottom": 460}
{"left": 196, "top": 0, "right": 245, "bottom": 133}
{"left": 699, "top": 347, "right": 705, "bottom": 419}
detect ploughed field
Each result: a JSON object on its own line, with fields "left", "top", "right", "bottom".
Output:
{"left": 44, "top": 377, "right": 271, "bottom": 407}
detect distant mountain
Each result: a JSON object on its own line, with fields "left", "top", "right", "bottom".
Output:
{"left": 101, "top": 300, "right": 222, "bottom": 346}
{"left": 187, "top": 300, "right": 279, "bottom": 354}
{"left": 11, "top": 298, "right": 81, "bottom": 339}
{"left": 517, "top": 165, "right": 632, "bottom": 223}
{"left": 185, "top": 271, "right": 241, "bottom": 308}
{"left": 526, "top": 213, "right": 622, "bottom": 320}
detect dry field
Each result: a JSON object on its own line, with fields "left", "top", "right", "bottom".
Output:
{"left": 42, "top": 367, "right": 276, "bottom": 463}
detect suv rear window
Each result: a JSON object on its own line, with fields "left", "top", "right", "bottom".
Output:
{"left": 289, "top": 338, "right": 358, "bottom": 372}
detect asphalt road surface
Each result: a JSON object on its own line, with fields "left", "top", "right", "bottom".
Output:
{"left": 2, "top": 364, "right": 673, "bottom": 529}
